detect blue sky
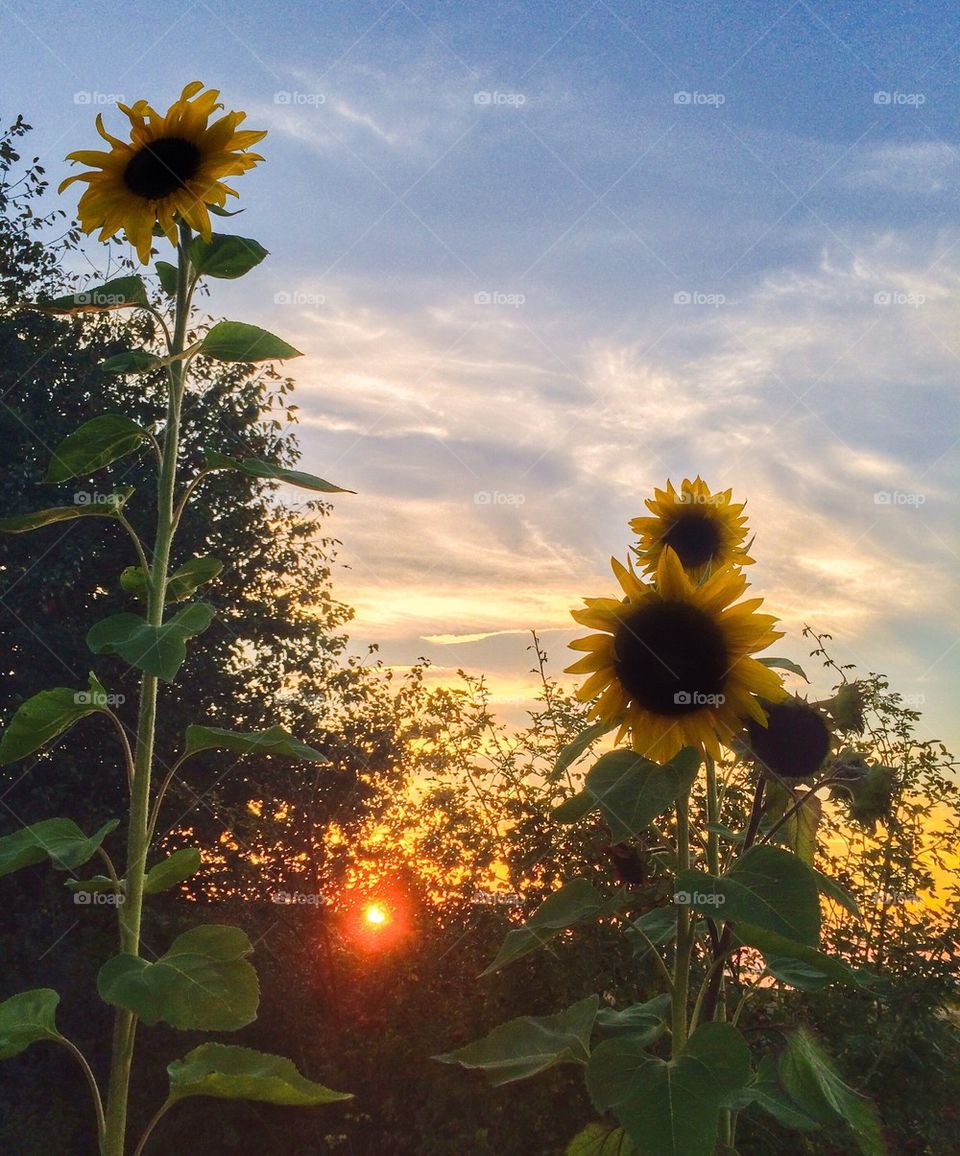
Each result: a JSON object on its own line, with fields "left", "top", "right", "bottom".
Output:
{"left": 3, "top": 0, "right": 958, "bottom": 750}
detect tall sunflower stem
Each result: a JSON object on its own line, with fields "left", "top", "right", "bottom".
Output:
{"left": 101, "top": 222, "right": 192, "bottom": 1156}
{"left": 670, "top": 790, "right": 693, "bottom": 1055}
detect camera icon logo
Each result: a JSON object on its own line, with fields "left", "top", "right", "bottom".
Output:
{"left": 673, "top": 890, "right": 691, "bottom": 905}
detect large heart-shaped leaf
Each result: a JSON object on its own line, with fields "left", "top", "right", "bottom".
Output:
{"left": 0, "top": 818, "right": 119, "bottom": 878}
{"left": 593, "top": 994, "right": 672, "bottom": 1045}
{"left": 189, "top": 234, "right": 268, "bottom": 280}
{"left": 554, "top": 748, "right": 700, "bottom": 841}
{"left": 44, "top": 414, "right": 150, "bottom": 483}
{"left": 434, "top": 995, "right": 598, "bottom": 1086}
{"left": 0, "top": 674, "right": 112, "bottom": 765}
{"left": 167, "top": 1043, "right": 351, "bottom": 1105}
{"left": 183, "top": 724, "right": 327, "bottom": 762}
{"left": 0, "top": 990, "right": 63, "bottom": 1058}
{"left": 676, "top": 844, "right": 821, "bottom": 947}
{"left": 87, "top": 603, "right": 215, "bottom": 681}
{"left": 739, "top": 1054, "right": 821, "bottom": 1132}
{"left": 204, "top": 449, "right": 352, "bottom": 494}
{"left": 733, "top": 924, "right": 872, "bottom": 988}
{"left": 481, "top": 878, "right": 605, "bottom": 975}
{"left": 97, "top": 924, "right": 259, "bottom": 1031}
{"left": 566, "top": 1123, "right": 638, "bottom": 1154}
{"left": 199, "top": 321, "right": 301, "bottom": 362}
{"left": 587, "top": 1022, "right": 751, "bottom": 1156}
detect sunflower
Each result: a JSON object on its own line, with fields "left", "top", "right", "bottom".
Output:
{"left": 629, "top": 476, "right": 753, "bottom": 579}
{"left": 747, "top": 696, "right": 833, "bottom": 779}
{"left": 59, "top": 81, "right": 266, "bottom": 264}
{"left": 566, "top": 547, "right": 786, "bottom": 762}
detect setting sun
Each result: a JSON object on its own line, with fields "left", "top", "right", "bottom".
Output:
{"left": 364, "top": 902, "right": 388, "bottom": 927}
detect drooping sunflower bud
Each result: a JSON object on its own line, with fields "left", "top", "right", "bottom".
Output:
{"left": 747, "top": 696, "right": 833, "bottom": 779}
{"left": 820, "top": 682, "right": 866, "bottom": 735}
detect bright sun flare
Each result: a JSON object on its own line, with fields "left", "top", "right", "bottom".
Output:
{"left": 364, "top": 903, "right": 388, "bottom": 927}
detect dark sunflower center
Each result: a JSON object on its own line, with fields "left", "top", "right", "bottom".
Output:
{"left": 613, "top": 601, "right": 729, "bottom": 716}
{"left": 123, "top": 137, "right": 201, "bottom": 199}
{"left": 661, "top": 512, "right": 722, "bottom": 569}
{"left": 748, "top": 700, "right": 831, "bottom": 778}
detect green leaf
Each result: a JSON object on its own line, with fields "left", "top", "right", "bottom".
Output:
{"left": 779, "top": 1029, "right": 886, "bottom": 1155}
{"left": 156, "top": 261, "right": 178, "bottom": 295}
{"left": 763, "top": 956, "right": 831, "bottom": 991}
{"left": 434, "top": 994, "right": 598, "bottom": 1086}
{"left": 209, "top": 203, "right": 244, "bottom": 218}
{"left": 203, "top": 449, "right": 353, "bottom": 494}
{"left": 587, "top": 1022, "right": 751, "bottom": 1156}
{"left": 86, "top": 603, "right": 215, "bottom": 681}
{"left": 548, "top": 719, "right": 618, "bottom": 783}
{"left": 190, "top": 234, "right": 268, "bottom": 280}
{"left": 556, "top": 748, "right": 701, "bottom": 841}
{"left": 99, "top": 349, "right": 162, "bottom": 374}
{"left": 0, "top": 990, "right": 63, "bottom": 1059}
{"left": 773, "top": 793, "right": 821, "bottom": 865}
{"left": 676, "top": 844, "right": 821, "bottom": 947}
{"left": 625, "top": 907, "right": 676, "bottom": 960}
{"left": 167, "top": 1043, "right": 350, "bottom": 1106}
{"left": 65, "top": 875, "right": 118, "bottom": 894}
{"left": 121, "top": 556, "right": 223, "bottom": 603}
{"left": 143, "top": 848, "right": 202, "bottom": 895}
{"left": 734, "top": 924, "right": 873, "bottom": 988}
{"left": 98, "top": 924, "right": 259, "bottom": 1031}
{"left": 742, "top": 1054, "right": 821, "bottom": 1131}
{"left": 199, "top": 321, "right": 301, "bottom": 362}
{"left": 0, "top": 818, "right": 118, "bottom": 878}
{"left": 0, "top": 674, "right": 112, "bottom": 765}
{"left": 810, "top": 866, "right": 861, "bottom": 918}
{"left": 0, "top": 488, "right": 132, "bottom": 532}
{"left": 758, "top": 657, "right": 808, "bottom": 681}
{"left": 481, "top": 878, "right": 605, "bottom": 975}
{"left": 594, "top": 994, "right": 672, "bottom": 1045}
{"left": 566, "top": 1123, "right": 638, "bottom": 1155}
{"left": 44, "top": 414, "right": 149, "bottom": 483}
{"left": 35, "top": 276, "right": 148, "bottom": 314}
{"left": 183, "top": 724, "right": 327, "bottom": 762}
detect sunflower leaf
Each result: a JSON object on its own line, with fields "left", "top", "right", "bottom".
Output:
{"left": 32, "top": 276, "right": 149, "bottom": 314}
{"left": 758, "top": 657, "right": 809, "bottom": 681}
{"left": 0, "top": 488, "right": 133, "bottom": 533}
{"left": 44, "top": 414, "right": 150, "bottom": 483}
{"left": 86, "top": 603, "right": 215, "bottom": 682}
{"left": 155, "top": 261, "right": 178, "bottom": 296}
{"left": 190, "top": 234, "right": 268, "bottom": 280}
{"left": 481, "top": 878, "right": 606, "bottom": 975}
{"left": 203, "top": 449, "right": 353, "bottom": 494}
{"left": 549, "top": 718, "right": 619, "bottom": 783}
{"left": 143, "top": 848, "right": 202, "bottom": 894}
{"left": 0, "top": 818, "right": 119, "bottom": 878}
{"left": 0, "top": 990, "right": 64, "bottom": 1059}
{"left": 167, "top": 1043, "right": 351, "bottom": 1105}
{"left": 183, "top": 724, "right": 327, "bottom": 762}
{"left": 99, "top": 349, "right": 163, "bottom": 374}
{"left": 199, "top": 321, "right": 301, "bottom": 362}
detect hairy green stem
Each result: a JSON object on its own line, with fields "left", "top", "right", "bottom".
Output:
{"left": 671, "top": 791, "right": 692, "bottom": 1054}
{"left": 101, "top": 222, "right": 193, "bottom": 1156}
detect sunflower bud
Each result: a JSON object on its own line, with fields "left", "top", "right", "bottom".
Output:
{"left": 820, "top": 682, "right": 865, "bottom": 735}
{"left": 747, "top": 696, "right": 833, "bottom": 779}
